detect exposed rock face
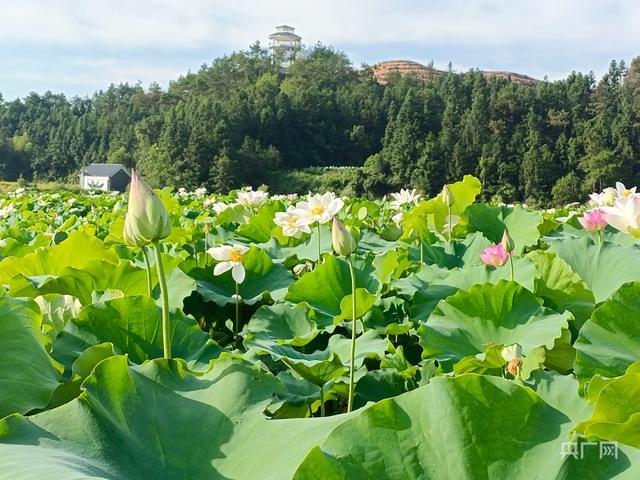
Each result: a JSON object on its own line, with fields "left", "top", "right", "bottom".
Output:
{"left": 372, "top": 60, "right": 539, "bottom": 86}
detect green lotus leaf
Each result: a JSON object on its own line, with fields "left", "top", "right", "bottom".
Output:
{"left": 0, "top": 356, "right": 352, "bottom": 480}
{"left": 528, "top": 250, "right": 595, "bottom": 329}
{"left": 418, "top": 280, "right": 570, "bottom": 368}
{"left": 293, "top": 374, "right": 637, "bottom": 479}
{"left": 0, "top": 296, "right": 62, "bottom": 418}
{"left": 549, "top": 237, "right": 640, "bottom": 303}
{"left": 245, "top": 303, "right": 319, "bottom": 346}
{"left": 576, "top": 370, "right": 640, "bottom": 449}
{"left": 574, "top": 282, "right": 640, "bottom": 387}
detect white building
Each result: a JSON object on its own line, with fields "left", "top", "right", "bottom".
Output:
{"left": 268, "top": 25, "right": 301, "bottom": 67}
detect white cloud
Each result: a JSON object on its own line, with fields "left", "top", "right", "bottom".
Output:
{"left": 1, "top": 0, "right": 639, "bottom": 50}
{"left": 1, "top": 0, "right": 639, "bottom": 97}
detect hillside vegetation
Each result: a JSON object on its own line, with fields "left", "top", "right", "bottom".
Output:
{"left": 0, "top": 44, "right": 639, "bottom": 205}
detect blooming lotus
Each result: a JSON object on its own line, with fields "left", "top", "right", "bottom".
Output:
{"left": 332, "top": 217, "right": 357, "bottom": 257}
{"left": 578, "top": 208, "right": 607, "bottom": 232}
{"left": 177, "top": 187, "right": 189, "bottom": 198}
{"left": 236, "top": 188, "right": 268, "bottom": 208}
{"left": 480, "top": 243, "right": 510, "bottom": 267}
{"left": 295, "top": 192, "right": 343, "bottom": 224}
{"left": 208, "top": 245, "right": 249, "bottom": 283}
{"left": 601, "top": 196, "right": 640, "bottom": 237}
{"left": 194, "top": 187, "right": 207, "bottom": 197}
{"left": 274, "top": 208, "right": 312, "bottom": 238}
{"left": 123, "top": 170, "right": 172, "bottom": 247}
{"left": 390, "top": 188, "right": 421, "bottom": 210}
{"left": 615, "top": 182, "right": 637, "bottom": 199}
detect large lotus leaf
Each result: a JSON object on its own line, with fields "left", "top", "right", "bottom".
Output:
{"left": 193, "top": 247, "right": 294, "bottom": 306}
{"left": 245, "top": 303, "right": 319, "bottom": 346}
{"left": 549, "top": 237, "right": 640, "bottom": 303}
{"left": 52, "top": 295, "right": 221, "bottom": 369}
{"left": 286, "top": 255, "right": 379, "bottom": 328}
{"left": 293, "top": 374, "right": 637, "bottom": 479}
{"left": 527, "top": 250, "right": 595, "bottom": 328}
{"left": 418, "top": 280, "right": 570, "bottom": 367}
{"left": 574, "top": 282, "right": 640, "bottom": 386}
{"left": 0, "top": 356, "right": 351, "bottom": 479}
{"left": 0, "top": 296, "right": 62, "bottom": 418}
{"left": 576, "top": 370, "right": 640, "bottom": 449}
{"left": 465, "top": 204, "right": 543, "bottom": 254}
{"left": 0, "top": 230, "right": 119, "bottom": 283}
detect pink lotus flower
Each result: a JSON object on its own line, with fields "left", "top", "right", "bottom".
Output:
{"left": 480, "top": 243, "right": 510, "bottom": 268}
{"left": 578, "top": 209, "right": 607, "bottom": 232}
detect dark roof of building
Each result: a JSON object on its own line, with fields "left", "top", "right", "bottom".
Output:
{"left": 81, "top": 163, "right": 130, "bottom": 177}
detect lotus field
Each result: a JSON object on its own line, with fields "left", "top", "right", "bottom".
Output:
{"left": 2, "top": 173, "right": 640, "bottom": 479}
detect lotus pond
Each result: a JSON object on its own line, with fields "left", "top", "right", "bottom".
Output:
{"left": 0, "top": 175, "right": 639, "bottom": 479}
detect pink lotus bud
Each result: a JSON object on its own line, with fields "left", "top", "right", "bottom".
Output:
{"left": 578, "top": 208, "right": 607, "bottom": 232}
{"left": 480, "top": 243, "right": 510, "bottom": 268}
{"left": 123, "top": 170, "right": 172, "bottom": 247}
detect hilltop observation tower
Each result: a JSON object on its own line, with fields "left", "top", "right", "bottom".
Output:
{"left": 268, "top": 25, "right": 301, "bottom": 69}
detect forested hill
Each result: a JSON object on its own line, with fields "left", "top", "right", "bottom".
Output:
{"left": 0, "top": 43, "right": 639, "bottom": 205}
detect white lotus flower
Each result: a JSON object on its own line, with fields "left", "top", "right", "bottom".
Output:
{"left": 615, "top": 182, "right": 637, "bottom": 199}
{"left": 601, "top": 196, "right": 640, "bottom": 236}
{"left": 207, "top": 245, "right": 249, "bottom": 284}
{"left": 274, "top": 207, "right": 312, "bottom": 238}
{"left": 177, "top": 187, "right": 189, "bottom": 198}
{"left": 390, "top": 188, "right": 421, "bottom": 210}
{"left": 295, "top": 192, "right": 343, "bottom": 224}
{"left": 194, "top": 187, "right": 207, "bottom": 197}
{"left": 391, "top": 212, "right": 404, "bottom": 225}
{"left": 237, "top": 188, "right": 268, "bottom": 208}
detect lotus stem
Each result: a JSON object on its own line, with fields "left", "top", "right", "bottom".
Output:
{"left": 234, "top": 281, "right": 241, "bottom": 337}
{"left": 152, "top": 240, "right": 171, "bottom": 359}
{"left": 419, "top": 236, "right": 424, "bottom": 265}
{"left": 347, "top": 257, "right": 357, "bottom": 413}
{"left": 317, "top": 223, "right": 322, "bottom": 264}
{"left": 141, "top": 247, "right": 153, "bottom": 297}
{"left": 447, "top": 205, "right": 453, "bottom": 244}
{"left": 509, "top": 254, "right": 515, "bottom": 282}
{"left": 319, "top": 384, "right": 325, "bottom": 417}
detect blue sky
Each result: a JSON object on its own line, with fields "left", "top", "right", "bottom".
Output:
{"left": 1, "top": 0, "right": 639, "bottom": 100}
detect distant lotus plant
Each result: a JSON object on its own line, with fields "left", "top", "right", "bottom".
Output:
{"left": 123, "top": 169, "right": 173, "bottom": 359}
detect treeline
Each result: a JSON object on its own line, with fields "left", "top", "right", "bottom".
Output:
{"left": 0, "top": 43, "right": 639, "bottom": 204}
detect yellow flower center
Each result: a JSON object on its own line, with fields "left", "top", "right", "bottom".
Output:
{"left": 288, "top": 216, "right": 298, "bottom": 226}
{"left": 311, "top": 205, "right": 325, "bottom": 216}
{"left": 622, "top": 190, "right": 632, "bottom": 198}
{"left": 229, "top": 248, "right": 245, "bottom": 263}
